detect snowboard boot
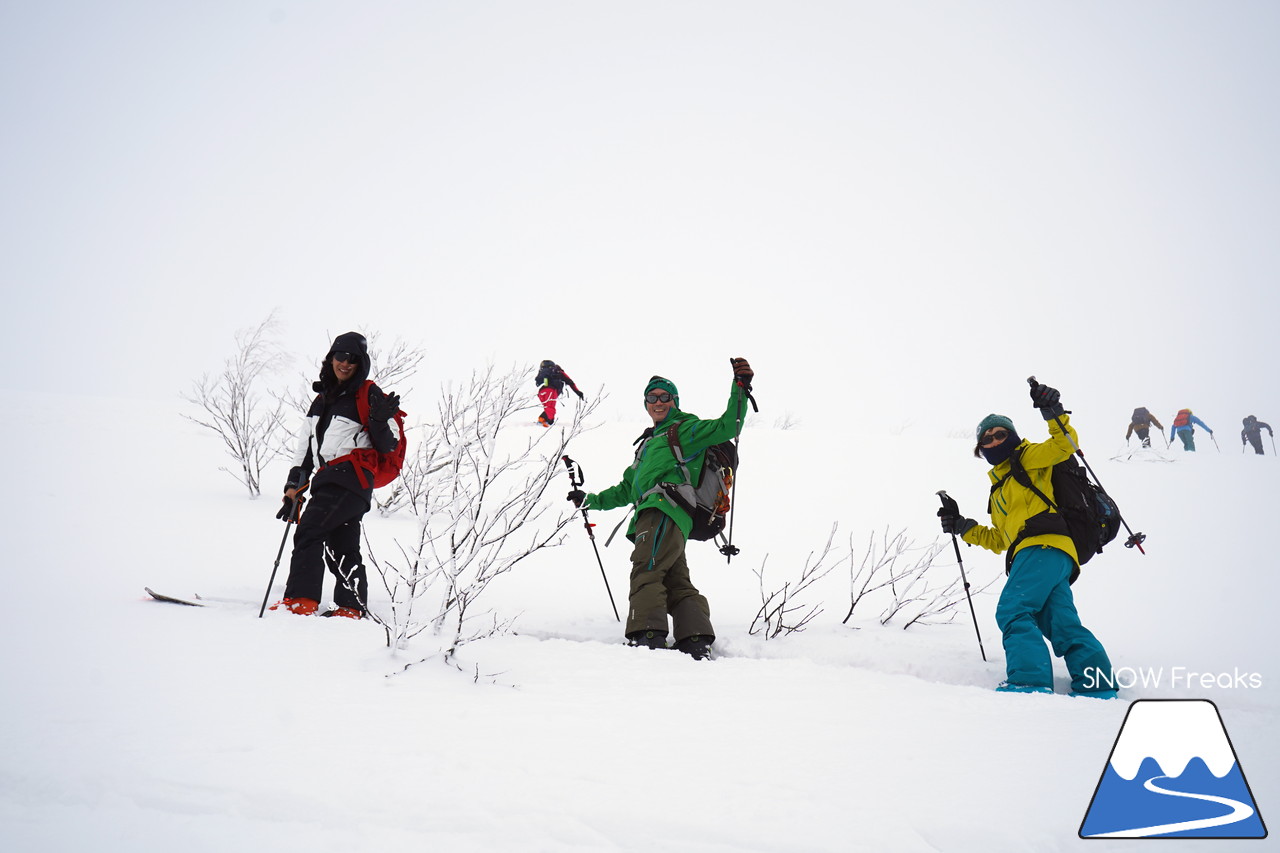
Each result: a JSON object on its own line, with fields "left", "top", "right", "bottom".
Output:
{"left": 625, "top": 630, "right": 668, "bottom": 650}
{"left": 270, "top": 597, "right": 319, "bottom": 616}
{"left": 322, "top": 606, "right": 365, "bottom": 620}
{"left": 673, "top": 635, "right": 714, "bottom": 661}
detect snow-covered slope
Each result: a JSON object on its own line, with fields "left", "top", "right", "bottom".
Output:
{"left": 2, "top": 390, "right": 1275, "bottom": 852}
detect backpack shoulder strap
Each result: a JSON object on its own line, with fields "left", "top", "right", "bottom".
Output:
{"left": 666, "top": 424, "right": 693, "bottom": 484}
{"left": 1009, "top": 447, "right": 1058, "bottom": 512}
{"left": 354, "top": 379, "right": 376, "bottom": 427}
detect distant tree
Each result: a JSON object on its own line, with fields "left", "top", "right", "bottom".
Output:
{"left": 182, "top": 312, "right": 292, "bottom": 497}
{"left": 773, "top": 411, "right": 802, "bottom": 431}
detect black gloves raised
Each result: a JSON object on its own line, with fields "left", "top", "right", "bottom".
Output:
{"left": 731, "top": 357, "right": 754, "bottom": 388}
{"left": 368, "top": 390, "right": 401, "bottom": 422}
{"left": 1029, "top": 383, "right": 1065, "bottom": 420}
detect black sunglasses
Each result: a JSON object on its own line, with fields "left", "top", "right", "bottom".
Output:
{"left": 332, "top": 351, "right": 358, "bottom": 364}
{"left": 645, "top": 393, "right": 673, "bottom": 404}
{"left": 980, "top": 429, "right": 1010, "bottom": 447}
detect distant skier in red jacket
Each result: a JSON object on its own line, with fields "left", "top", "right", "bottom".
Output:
{"left": 535, "top": 360, "right": 584, "bottom": 427}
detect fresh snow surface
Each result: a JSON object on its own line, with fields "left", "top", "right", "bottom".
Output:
{"left": 3, "top": 391, "right": 1276, "bottom": 852}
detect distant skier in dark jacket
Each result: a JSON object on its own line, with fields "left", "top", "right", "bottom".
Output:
{"left": 273, "top": 332, "right": 400, "bottom": 619}
{"left": 535, "top": 360, "right": 584, "bottom": 427}
{"left": 1170, "top": 408, "right": 1213, "bottom": 452}
{"left": 1241, "top": 415, "right": 1273, "bottom": 455}
{"left": 1125, "top": 407, "right": 1163, "bottom": 448}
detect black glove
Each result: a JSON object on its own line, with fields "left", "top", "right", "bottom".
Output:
{"left": 937, "top": 507, "right": 977, "bottom": 537}
{"left": 567, "top": 489, "right": 586, "bottom": 508}
{"left": 574, "top": 388, "right": 585, "bottom": 401}
{"left": 368, "top": 390, "right": 401, "bottom": 422}
{"left": 731, "top": 357, "right": 754, "bottom": 388}
{"left": 1029, "top": 383, "right": 1065, "bottom": 420}
{"left": 276, "top": 494, "right": 305, "bottom": 522}
{"left": 283, "top": 467, "right": 307, "bottom": 493}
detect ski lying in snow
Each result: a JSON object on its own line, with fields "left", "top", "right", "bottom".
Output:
{"left": 144, "top": 589, "right": 259, "bottom": 607}
{"left": 145, "top": 587, "right": 204, "bottom": 606}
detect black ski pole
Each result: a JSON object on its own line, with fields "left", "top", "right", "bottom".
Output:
{"left": 1027, "top": 376, "right": 1146, "bottom": 554}
{"left": 937, "top": 490, "right": 986, "bottom": 662}
{"left": 259, "top": 483, "right": 308, "bottom": 618}
{"left": 721, "top": 358, "right": 760, "bottom": 563}
{"left": 562, "top": 456, "right": 620, "bottom": 622}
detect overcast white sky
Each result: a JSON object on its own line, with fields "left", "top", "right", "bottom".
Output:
{"left": 4, "top": 2, "right": 1277, "bottom": 436}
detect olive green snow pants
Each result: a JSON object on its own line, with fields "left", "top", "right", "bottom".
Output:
{"left": 626, "top": 509, "right": 714, "bottom": 641}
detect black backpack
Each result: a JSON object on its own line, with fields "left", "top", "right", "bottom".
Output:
{"left": 995, "top": 449, "right": 1122, "bottom": 579}
{"left": 658, "top": 425, "right": 737, "bottom": 543}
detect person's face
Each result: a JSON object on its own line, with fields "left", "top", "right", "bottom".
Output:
{"left": 645, "top": 391, "right": 674, "bottom": 425}
{"left": 980, "top": 427, "right": 1010, "bottom": 449}
{"left": 331, "top": 351, "right": 358, "bottom": 384}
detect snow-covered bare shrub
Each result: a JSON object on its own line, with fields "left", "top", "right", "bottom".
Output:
{"left": 842, "top": 527, "right": 997, "bottom": 629}
{"left": 749, "top": 524, "right": 844, "bottom": 639}
{"left": 365, "top": 364, "right": 602, "bottom": 661}
{"left": 773, "top": 411, "right": 802, "bottom": 430}
{"left": 182, "top": 312, "right": 292, "bottom": 497}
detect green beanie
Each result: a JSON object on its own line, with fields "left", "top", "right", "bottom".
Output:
{"left": 645, "top": 375, "right": 679, "bottom": 408}
{"left": 975, "top": 414, "right": 1015, "bottom": 443}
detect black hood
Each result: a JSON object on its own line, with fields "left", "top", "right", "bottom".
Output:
{"left": 313, "top": 331, "right": 371, "bottom": 393}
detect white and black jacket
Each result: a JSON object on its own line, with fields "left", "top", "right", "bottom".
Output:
{"left": 287, "top": 380, "right": 397, "bottom": 500}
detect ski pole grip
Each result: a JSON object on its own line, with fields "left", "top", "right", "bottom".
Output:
{"left": 1026, "top": 375, "right": 1037, "bottom": 387}
{"left": 561, "top": 455, "right": 583, "bottom": 488}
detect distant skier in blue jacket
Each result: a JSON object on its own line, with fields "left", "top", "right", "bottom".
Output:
{"left": 1170, "top": 408, "right": 1213, "bottom": 451}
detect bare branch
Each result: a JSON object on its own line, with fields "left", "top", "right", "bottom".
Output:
{"left": 181, "top": 311, "right": 292, "bottom": 497}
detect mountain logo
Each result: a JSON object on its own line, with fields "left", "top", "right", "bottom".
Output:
{"left": 1080, "top": 699, "right": 1267, "bottom": 839}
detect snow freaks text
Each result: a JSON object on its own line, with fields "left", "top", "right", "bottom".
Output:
{"left": 1082, "top": 667, "right": 1264, "bottom": 691}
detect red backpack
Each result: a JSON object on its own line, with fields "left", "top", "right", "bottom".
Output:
{"left": 331, "top": 380, "right": 408, "bottom": 489}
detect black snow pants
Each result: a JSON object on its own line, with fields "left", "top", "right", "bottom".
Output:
{"left": 283, "top": 484, "right": 370, "bottom": 611}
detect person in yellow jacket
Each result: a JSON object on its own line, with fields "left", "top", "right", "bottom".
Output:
{"left": 938, "top": 381, "right": 1116, "bottom": 697}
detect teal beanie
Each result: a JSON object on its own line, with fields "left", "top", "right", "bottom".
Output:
{"left": 645, "top": 376, "right": 679, "bottom": 407}
{"left": 975, "top": 414, "right": 1015, "bottom": 443}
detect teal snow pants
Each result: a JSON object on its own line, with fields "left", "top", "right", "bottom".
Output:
{"left": 995, "top": 545, "right": 1113, "bottom": 693}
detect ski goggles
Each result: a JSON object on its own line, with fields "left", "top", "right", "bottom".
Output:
{"left": 644, "top": 392, "right": 673, "bottom": 404}
{"left": 331, "top": 351, "right": 359, "bottom": 364}
{"left": 979, "top": 429, "right": 1010, "bottom": 447}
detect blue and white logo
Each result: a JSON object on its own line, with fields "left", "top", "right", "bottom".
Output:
{"left": 1080, "top": 699, "right": 1267, "bottom": 839}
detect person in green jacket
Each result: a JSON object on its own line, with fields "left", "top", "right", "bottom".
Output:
{"left": 569, "top": 359, "right": 754, "bottom": 660}
{"left": 937, "top": 380, "right": 1115, "bottom": 697}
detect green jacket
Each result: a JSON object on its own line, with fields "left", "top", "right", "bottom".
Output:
{"left": 961, "top": 413, "right": 1081, "bottom": 567}
{"left": 586, "top": 381, "right": 748, "bottom": 540}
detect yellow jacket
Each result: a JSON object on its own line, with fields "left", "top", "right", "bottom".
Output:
{"left": 961, "top": 414, "right": 1080, "bottom": 568}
